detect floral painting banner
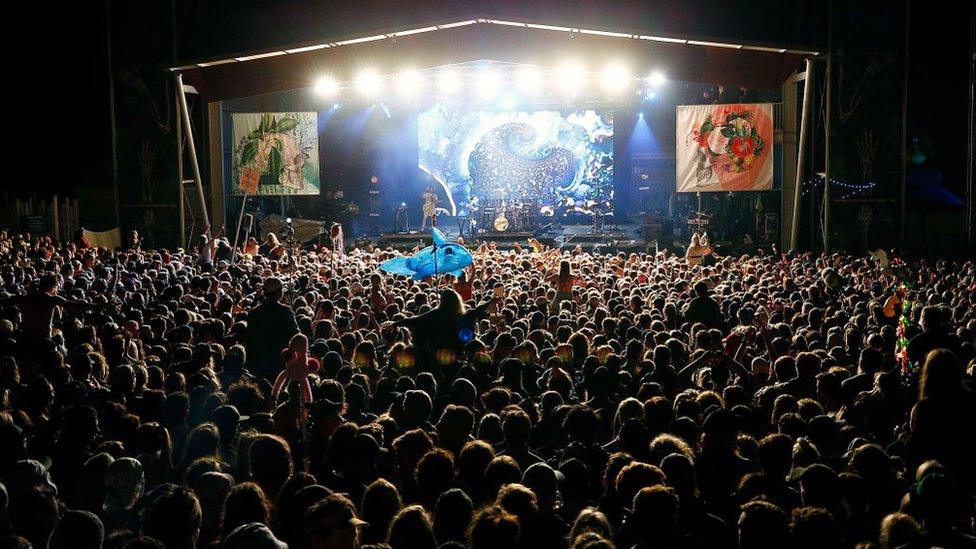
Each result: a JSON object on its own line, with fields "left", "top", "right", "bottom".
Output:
{"left": 676, "top": 103, "right": 773, "bottom": 193}
{"left": 231, "top": 112, "right": 320, "bottom": 196}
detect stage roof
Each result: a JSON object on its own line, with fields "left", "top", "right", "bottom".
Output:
{"left": 176, "top": 14, "right": 819, "bottom": 102}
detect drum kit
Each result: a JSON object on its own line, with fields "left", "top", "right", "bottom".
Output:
{"left": 480, "top": 200, "right": 538, "bottom": 233}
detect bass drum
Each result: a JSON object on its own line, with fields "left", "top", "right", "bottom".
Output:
{"left": 494, "top": 215, "right": 509, "bottom": 232}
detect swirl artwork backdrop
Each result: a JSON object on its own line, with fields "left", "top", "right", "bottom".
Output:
{"left": 418, "top": 109, "right": 613, "bottom": 215}
{"left": 676, "top": 103, "right": 773, "bottom": 193}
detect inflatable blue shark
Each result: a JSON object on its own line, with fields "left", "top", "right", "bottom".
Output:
{"left": 379, "top": 228, "right": 473, "bottom": 280}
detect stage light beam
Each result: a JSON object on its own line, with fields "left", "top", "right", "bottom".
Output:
{"left": 355, "top": 69, "right": 383, "bottom": 97}
{"left": 313, "top": 75, "right": 339, "bottom": 97}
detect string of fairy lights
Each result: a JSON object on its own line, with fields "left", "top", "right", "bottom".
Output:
{"left": 800, "top": 174, "right": 877, "bottom": 200}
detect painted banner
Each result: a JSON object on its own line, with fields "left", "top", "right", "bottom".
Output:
{"left": 231, "top": 112, "right": 320, "bottom": 196}
{"left": 676, "top": 103, "right": 773, "bottom": 193}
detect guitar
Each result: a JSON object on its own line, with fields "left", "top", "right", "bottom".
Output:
{"left": 494, "top": 201, "right": 510, "bottom": 232}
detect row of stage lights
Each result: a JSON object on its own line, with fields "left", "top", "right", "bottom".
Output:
{"left": 313, "top": 63, "right": 667, "bottom": 101}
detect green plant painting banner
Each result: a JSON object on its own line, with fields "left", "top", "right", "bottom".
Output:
{"left": 231, "top": 112, "right": 320, "bottom": 196}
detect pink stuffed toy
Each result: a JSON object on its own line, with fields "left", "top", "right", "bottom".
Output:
{"left": 272, "top": 333, "right": 320, "bottom": 404}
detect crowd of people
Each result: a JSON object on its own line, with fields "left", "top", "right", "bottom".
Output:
{"left": 0, "top": 227, "right": 974, "bottom": 549}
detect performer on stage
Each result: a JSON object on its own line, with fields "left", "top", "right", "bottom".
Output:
{"left": 421, "top": 186, "right": 437, "bottom": 230}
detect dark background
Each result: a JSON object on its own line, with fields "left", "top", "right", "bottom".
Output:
{"left": 8, "top": 0, "right": 974, "bottom": 253}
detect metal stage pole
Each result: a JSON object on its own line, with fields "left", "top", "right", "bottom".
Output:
{"left": 175, "top": 73, "right": 210, "bottom": 233}
{"left": 900, "top": 0, "right": 911, "bottom": 250}
{"left": 231, "top": 194, "right": 249, "bottom": 263}
{"left": 967, "top": 5, "right": 976, "bottom": 248}
{"left": 176, "top": 81, "right": 185, "bottom": 248}
{"left": 791, "top": 59, "right": 815, "bottom": 251}
{"left": 823, "top": 0, "right": 834, "bottom": 253}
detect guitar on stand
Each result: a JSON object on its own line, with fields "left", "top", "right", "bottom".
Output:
{"left": 494, "top": 201, "right": 510, "bottom": 232}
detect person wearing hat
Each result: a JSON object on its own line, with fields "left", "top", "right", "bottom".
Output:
{"left": 3, "top": 459, "right": 57, "bottom": 500}
{"left": 244, "top": 277, "right": 299, "bottom": 381}
{"left": 220, "top": 522, "right": 288, "bottom": 549}
{"left": 523, "top": 462, "right": 568, "bottom": 547}
{"left": 304, "top": 494, "right": 368, "bottom": 549}
{"left": 102, "top": 457, "right": 145, "bottom": 533}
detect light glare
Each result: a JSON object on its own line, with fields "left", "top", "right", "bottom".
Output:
{"left": 476, "top": 69, "right": 501, "bottom": 98}
{"left": 647, "top": 71, "right": 666, "bottom": 87}
{"left": 396, "top": 70, "right": 424, "bottom": 97}
{"left": 355, "top": 69, "right": 383, "bottom": 97}
{"left": 556, "top": 61, "right": 585, "bottom": 95}
{"left": 601, "top": 62, "right": 632, "bottom": 95}
{"left": 515, "top": 66, "right": 542, "bottom": 95}
{"left": 438, "top": 70, "right": 461, "bottom": 94}
{"left": 313, "top": 75, "right": 339, "bottom": 97}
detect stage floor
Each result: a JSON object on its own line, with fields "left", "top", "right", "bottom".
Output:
{"left": 375, "top": 223, "right": 653, "bottom": 252}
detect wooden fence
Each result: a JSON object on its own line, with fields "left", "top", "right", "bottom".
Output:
{"left": 1, "top": 192, "right": 80, "bottom": 242}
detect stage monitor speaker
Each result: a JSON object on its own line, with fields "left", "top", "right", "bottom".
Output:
{"left": 763, "top": 213, "right": 779, "bottom": 242}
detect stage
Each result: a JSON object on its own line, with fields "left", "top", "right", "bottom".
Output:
{"left": 375, "top": 222, "right": 652, "bottom": 253}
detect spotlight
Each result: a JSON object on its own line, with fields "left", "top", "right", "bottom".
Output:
{"left": 475, "top": 68, "right": 501, "bottom": 99}
{"left": 355, "top": 69, "right": 383, "bottom": 97}
{"left": 600, "top": 62, "right": 632, "bottom": 95}
{"left": 499, "top": 94, "right": 517, "bottom": 110}
{"left": 556, "top": 61, "right": 585, "bottom": 95}
{"left": 437, "top": 70, "right": 461, "bottom": 94}
{"left": 395, "top": 70, "right": 424, "bottom": 98}
{"left": 515, "top": 65, "right": 542, "bottom": 95}
{"left": 332, "top": 102, "right": 341, "bottom": 110}
{"left": 646, "top": 71, "right": 666, "bottom": 87}
{"left": 314, "top": 75, "right": 339, "bottom": 97}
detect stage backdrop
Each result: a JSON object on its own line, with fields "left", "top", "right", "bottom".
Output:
{"left": 231, "top": 112, "right": 320, "bottom": 196}
{"left": 418, "top": 109, "right": 613, "bottom": 216}
{"left": 676, "top": 103, "right": 773, "bottom": 193}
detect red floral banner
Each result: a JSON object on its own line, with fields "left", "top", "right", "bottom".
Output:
{"left": 676, "top": 103, "right": 774, "bottom": 193}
